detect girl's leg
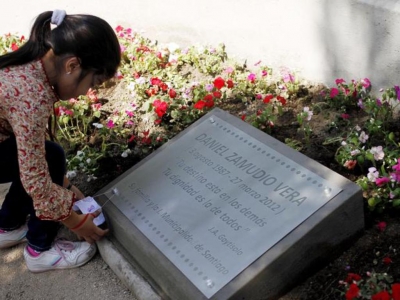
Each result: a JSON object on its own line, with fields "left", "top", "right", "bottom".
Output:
{"left": 0, "top": 137, "right": 66, "bottom": 251}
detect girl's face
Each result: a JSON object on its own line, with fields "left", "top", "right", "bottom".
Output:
{"left": 55, "top": 71, "right": 104, "bottom": 100}
{"left": 53, "top": 56, "right": 105, "bottom": 100}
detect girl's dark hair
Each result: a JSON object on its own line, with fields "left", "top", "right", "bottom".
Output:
{"left": 0, "top": 11, "right": 121, "bottom": 80}
{"left": 0, "top": 11, "right": 121, "bottom": 141}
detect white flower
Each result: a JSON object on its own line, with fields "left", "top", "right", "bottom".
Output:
{"left": 367, "top": 167, "right": 379, "bottom": 182}
{"left": 86, "top": 158, "right": 91, "bottom": 164}
{"left": 351, "top": 149, "right": 360, "bottom": 156}
{"left": 121, "top": 149, "right": 132, "bottom": 158}
{"left": 355, "top": 125, "right": 361, "bottom": 131}
{"left": 358, "top": 131, "right": 369, "bottom": 143}
{"left": 136, "top": 77, "right": 146, "bottom": 85}
{"left": 370, "top": 146, "right": 385, "bottom": 160}
{"left": 341, "top": 141, "right": 347, "bottom": 146}
{"left": 92, "top": 123, "right": 104, "bottom": 129}
{"left": 77, "top": 151, "right": 84, "bottom": 156}
{"left": 66, "top": 170, "right": 77, "bottom": 179}
{"left": 127, "top": 82, "right": 136, "bottom": 91}
{"left": 303, "top": 107, "right": 313, "bottom": 121}
{"left": 168, "top": 54, "right": 179, "bottom": 63}
{"left": 167, "top": 42, "right": 180, "bottom": 53}
{"left": 87, "top": 174, "right": 97, "bottom": 182}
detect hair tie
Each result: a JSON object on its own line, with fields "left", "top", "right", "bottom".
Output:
{"left": 51, "top": 9, "right": 66, "bottom": 26}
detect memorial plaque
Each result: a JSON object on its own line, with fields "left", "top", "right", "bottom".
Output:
{"left": 99, "top": 109, "right": 347, "bottom": 298}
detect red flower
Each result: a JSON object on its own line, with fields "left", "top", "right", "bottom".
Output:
{"left": 241, "top": 114, "right": 246, "bottom": 121}
{"left": 204, "top": 94, "right": 213, "bottom": 102}
{"left": 141, "top": 137, "right": 152, "bottom": 145}
{"left": 227, "top": 79, "right": 234, "bottom": 88}
{"left": 371, "top": 290, "right": 391, "bottom": 300}
{"left": 150, "top": 77, "right": 162, "bottom": 86}
{"left": 392, "top": 283, "right": 400, "bottom": 300}
{"left": 11, "top": 43, "right": 19, "bottom": 51}
{"left": 341, "top": 113, "right": 350, "bottom": 119}
{"left": 128, "top": 135, "right": 136, "bottom": 143}
{"left": 204, "top": 98, "right": 214, "bottom": 108}
{"left": 213, "top": 91, "right": 222, "bottom": 99}
{"left": 263, "top": 94, "right": 274, "bottom": 104}
{"left": 213, "top": 77, "right": 225, "bottom": 90}
{"left": 345, "top": 283, "right": 359, "bottom": 300}
{"left": 142, "top": 130, "right": 150, "bottom": 137}
{"left": 54, "top": 107, "right": 61, "bottom": 116}
{"left": 194, "top": 100, "right": 206, "bottom": 110}
{"left": 153, "top": 99, "right": 168, "bottom": 117}
{"left": 277, "top": 95, "right": 287, "bottom": 105}
{"left": 159, "top": 82, "right": 168, "bottom": 91}
{"left": 377, "top": 221, "right": 387, "bottom": 232}
{"left": 154, "top": 119, "right": 162, "bottom": 125}
{"left": 345, "top": 273, "right": 362, "bottom": 283}
{"left": 344, "top": 160, "right": 357, "bottom": 170}
{"left": 169, "top": 89, "right": 177, "bottom": 99}
{"left": 383, "top": 257, "right": 393, "bottom": 265}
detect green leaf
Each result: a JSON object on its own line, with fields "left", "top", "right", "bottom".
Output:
{"left": 368, "top": 197, "right": 376, "bottom": 207}
{"left": 393, "top": 199, "right": 400, "bottom": 207}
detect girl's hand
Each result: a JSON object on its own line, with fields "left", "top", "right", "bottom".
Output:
{"left": 62, "top": 210, "right": 108, "bottom": 244}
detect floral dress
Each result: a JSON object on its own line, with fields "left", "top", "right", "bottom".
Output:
{"left": 0, "top": 60, "right": 74, "bottom": 221}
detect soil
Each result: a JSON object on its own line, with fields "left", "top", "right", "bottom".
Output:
{"left": 70, "top": 80, "right": 400, "bottom": 300}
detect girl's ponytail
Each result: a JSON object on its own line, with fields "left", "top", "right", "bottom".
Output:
{"left": 0, "top": 11, "right": 52, "bottom": 69}
{"left": 0, "top": 11, "right": 120, "bottom": 82}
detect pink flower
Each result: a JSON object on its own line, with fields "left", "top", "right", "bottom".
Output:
{"left": 303, "top": 107, "right": 313, "bottom": 121}
{"left": 359, "top": 131, "right": 368, "bottom": 143}
{"left": 247, "top": 73, "right": 256, "bottom": 83}
{"left": 335, "top": 78, "right": 346, "bottom": 85}
{"left": 330, "top": 88, "right": 339, "bottom": 98}
{"left": 392, "top": 159, "right": 400, "bottom": 172}
{"left": 126, "top": 110, "right": 134, "bottom": 117}
{"left": 261, "top": 70, "right": 268, "bottom": 77}
{"left": 224, "top": 67, "right": 234, "bottom": 74}
{"left": 106, "top": 120, "right": 115, "bottom": 129}
{"left": 370, "top": 146, "right": 385, "bottom": 160}
{"left": 64, "top": 109, "right": 74, "bottom": 116}
{"left": 91, "top": 103, "right": 102, "bottom": 110}
{"left": 361, "top": 78, "right": 371, "bottom": 89}
{"left": 367, "top": 167, "right": 379, "bottom": 182}
{"left": 375, "top": 177, "right": 390, "bottom": 186}
{"left": 282, "top": 73, "right": 295, "bottom": 83}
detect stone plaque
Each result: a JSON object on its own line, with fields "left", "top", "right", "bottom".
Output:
{"left": 104, "top": 112, "right": 342, "bottom": 298}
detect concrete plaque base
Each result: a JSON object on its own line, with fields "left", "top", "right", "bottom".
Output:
{"left": 96, "top": 108, "right": 364, "bottom": 300}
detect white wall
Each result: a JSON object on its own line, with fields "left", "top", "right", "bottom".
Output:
{"left": 1, "top": 0, "right": 399, "bottom": 91}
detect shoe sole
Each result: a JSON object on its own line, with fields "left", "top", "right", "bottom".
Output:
{"left": 0, "top": 237, "right": 28, "bottom": 249}
{"left": 24, "top": 247, "right": 97, "bottom": 273}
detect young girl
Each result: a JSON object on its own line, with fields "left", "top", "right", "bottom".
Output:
{"left": 0, "top": 10, "right": 121, "bottom": 272}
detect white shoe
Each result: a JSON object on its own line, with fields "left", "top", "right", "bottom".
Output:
{"left": 24, "top": 239, "right": 97, "bottom": 273}
{"left": 0, "top": 224, "right": 28, "bottom": 249}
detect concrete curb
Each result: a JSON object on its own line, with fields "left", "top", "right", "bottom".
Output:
{"left": 96, "top": 237, "right": 161, "bottom": 300}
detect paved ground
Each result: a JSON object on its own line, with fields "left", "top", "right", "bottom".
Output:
{"left": 0, "top": 183, "right": 142, "bottom": 300}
